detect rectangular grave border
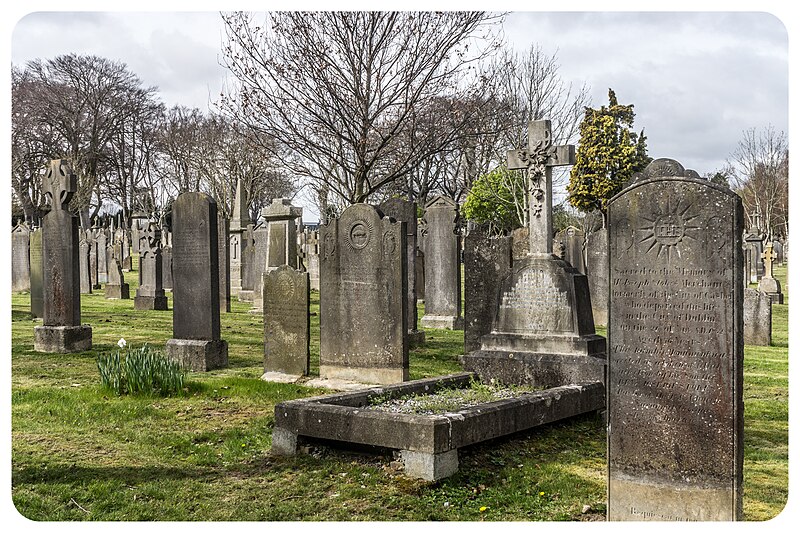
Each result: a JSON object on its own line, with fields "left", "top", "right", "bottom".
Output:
{"left": 273, "top": 372, "right": 605, "bottom": 480}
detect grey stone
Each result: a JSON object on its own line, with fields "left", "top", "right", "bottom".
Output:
{"left": 555, "top": 226, "right": 585, "bottom": 274}
{"left": 744, "top": 231, "right": 764, "bottom": 283}
{"left": 251, "top": 199, "right": 302, "bottom": 313}
{"left": 263, "top": 265, "right": 309, "bottom": 377}
{"left": 95, "top": 229, "right": 108, "bottom": 283}
{"left": 463, "top": 225, "right": 512, "bottom": 353}
{"left": 772, "top": 240, "right": 784, "bottom": 265}
{"left": 379, "top": 198, "right": 425, "bottom": 344}
{"left": 606, "top": 158, "right": 744, "bottom": 521}
{"left": 319, "top": 203, "right": 408, "bottom": 385}
{"left": 744, "top": 288, "right": 771, "bottom": 346}
{"left": 35, "top": 160, "right": 91, "bottom": 352}
{"left": 757, "top": 242, "right": 783, "bottom": 303}
{"left": 510, "top": 226, "right": 529, "bottom": 260}
{"left": 161, "top": 245, "right": 173, "bottom": 290}
{"left": 585, "top": 227, "right": 609, "bottom": 326}
{"left": 165, "top": 191, "right": 228, "bottom": 371}
{"left": 11, "top": 222, "right": 31, "bottom": 292}
{"left": 133, "top": 221, "right": 168, "bottom": 311}
{"left": 399, "top": 449, "right": 459, "bottom": 482}
{"left": 29, "top": 228, "right": 43, "bottom": 317}
{"left": 218, "top": 214, "right": 231, "bottom": 312}
{"left": 415, "top": 248, "right": 425, "bottom": 302}
{"left": 88, "top": 228, "right": 100, "bottom": 289}
{"left": 239, "top": 224, "right": 257, "bottom": 301}
{"left": 420, "top": 196, "right": 463, "bottom": 330}
{"left": 105, "top": 255, "right": 130, "bottom": 300}
{"left": 229, "top": 178, "right": 252, "bottom": 294}
{"left": 79, "top": 233, "right": 92, "bottom": 294}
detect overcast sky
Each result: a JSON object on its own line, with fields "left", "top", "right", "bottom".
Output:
{"left": 5, "top": 4, "right": 794, "bottom": 220}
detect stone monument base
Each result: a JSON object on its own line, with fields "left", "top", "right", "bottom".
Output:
{"left": 134, "top": 295, "right": 168, "bottom": 310}
{"left": 105, "top": 284, "right": 130, "bottom": 299}
{"left": 461, "top": 350, "right": 606, "bottom": 389}
{"left": 420, "top": 315, "right": 464, "bottom": 330}
{"left": 757, "top": 277, "right": 783, "bottom": 304}
{"left": 165, "top": 338, "right": 228, "bottom": 372}
{"left": 320, "top": 365, "right": 408, "bottom": 386}
{"left": 34, "top": 325, "right": 92, "bottom": 353}
{"left": 408, "top": 329, "right": 426, "bottom": 348}
{"left": 122, "top": 257, "right": 132, "bottom": 271}
{"left": 261, "top": 371, "right": 303, "bottom": 384}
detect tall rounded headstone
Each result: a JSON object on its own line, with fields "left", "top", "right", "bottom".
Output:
{"left": 420, "top": 196, "right": 463, "bottom": 330}
{"left": 607, "top": 158, "right": 744, "bottom": 521}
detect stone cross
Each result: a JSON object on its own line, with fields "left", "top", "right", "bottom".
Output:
{"left": 761, "top": 242, "right": 776, "bottom": 279}
{"left": 42, "top": 159, "right": 77, "bottom": 211}
{"left": 507, "top": 120, "right": 575, "bottom": 256}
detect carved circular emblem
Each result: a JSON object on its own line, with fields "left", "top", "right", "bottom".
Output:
{"left": 382, "top": 230, "right": 397, "bottom": 256}
{"left": 276, "top": 270, "right": 295, "bottom": 299}
{"left": 653, "top": 215, "right": 685, "bottom": 246}
{"left": 347, "top": 220, "right": 372, "bottom": 249}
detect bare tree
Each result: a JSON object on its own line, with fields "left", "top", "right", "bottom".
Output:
{"left": 727, "top": 125, "right": 788, "bottom": 240}
{"left": 218, "top": 11, "right": 503, "bottom": 205}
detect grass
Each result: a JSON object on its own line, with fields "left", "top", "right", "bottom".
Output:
{"left": 9, "top": 258, "right": 788, "bottom": 521}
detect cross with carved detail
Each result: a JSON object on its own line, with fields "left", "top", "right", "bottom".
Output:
{"left": 761, "top": 242, "right": 776, "bottom": 279}
{"left": 42, "top": 159, "right": 77, "bottom": 211}
{"left": 507, "top": 120, "right": 575, "bottom": 256}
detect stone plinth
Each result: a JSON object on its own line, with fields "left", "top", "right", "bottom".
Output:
{"left": 34, "top": 325, "right": 92, "bottom": 353}
{"left": 744, "top": 288, "right": 771, "bottom": 346}
{"left": 165, "top": 339, "right": 228, "bottom": 372}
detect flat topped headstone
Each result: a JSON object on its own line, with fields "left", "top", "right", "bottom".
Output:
{"left": 607, "top": 158, "right": 744, "bottom": 521}
{"left": 262, "top": 265, "right": 310, "bottom": 378}
{"left": 420, "top": 195, "right": 463, "bottom": 330}
{"left": 11, "top": 222, "right": 31, "bottom": 293}
{"left": 319, "top": 203, "right": 408, "bottom": 385}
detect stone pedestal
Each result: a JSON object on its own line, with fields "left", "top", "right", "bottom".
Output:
{"left": 134, "top": 294, "right": 168, "bottom": 310}
{"left": 105, "top": 284, "right": 130, "bottom": 300}
{"left": 420, "top": 315, "right": 464, "bottom": 330}
{"left": 165, "top": 339, "right": 228, "bottom": 372}
{"left": 34, "top": 325, "right": 92, "bottom": 353}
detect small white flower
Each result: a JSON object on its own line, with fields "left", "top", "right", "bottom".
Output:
{"left": 117, "top": 338, "right": 127, "bottom": 349}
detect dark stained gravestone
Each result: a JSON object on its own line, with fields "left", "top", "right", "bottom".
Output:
{"left": 607, "top": 158, "right": 744, "bottom": 521}
{"left": 263, "top": 265, "right": 309, "bottom": 377}
{"left": 319, "top": 203, "right": 408, "bottom": 384}
{"left": 165, "top": 192, "right": 228, "bottom": 371}
{"left": 463, "top": 225, "right": 512, "bottom": 354}
{"left": 218, "top": 213, "right": 231, "bottom": 312}
{"left": 743, "top": 288, "right": 771, "bottom": 346}
{"left": 29, "top": 228, "right": 44, "bottom": 318}
{"left": 420, "top": 196, "right": 463, "bottom": 330}
{"left": 134, "top": 222, "right": 168, "bottom": 310}
{"left": 11, "top": 222, "right": 31, "bottom": 293}
{"left": 555, "top": 226, "right": 586, "bottom": 274}
{"left": 79, "top": 232, "right": 92, "bottom": 294}
{"left": 34, "top": 160, "right": 92, "bottom": 353}
{"left": 585, "top": 227, "right": 609, "bottom": 326}
{"left": 379, "top": 197, "right": 425, "bottom": 344}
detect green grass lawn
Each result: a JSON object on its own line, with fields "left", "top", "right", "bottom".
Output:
{"left": 10, "top": 260, "right": 788, "bottom": 521}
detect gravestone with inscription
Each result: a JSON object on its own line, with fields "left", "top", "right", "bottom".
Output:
{"left": 555, "top": 226, "right": 585, "bottom": 274}
{"left": 744, "top": 231, "right": 764, "bottom": 283}
{"left": 229, "top": 177, "right": 252, "bottom": 297}
{"left": 757, "top": 242, "right": 783, "bottom": 304}
{"left": 420, "top": 196, "right": 463, "bottom": 330}
{"left": 134, "top": 221, "right": 168, "bottom": 310}
{"left": 165, "top": 192, "right": 228, "bottom": 371}
{"left": 607, "top": 157, "right": 744, "bottom": 521}
{"left": 30, "top": 228, "right": 44, "bottom": 318}
{"left": 11, "top": 222, "right": 31, "bottom": 292}
{"left": 161, "top": 244, "right": 173, "bottom": 290}
{"left": 251, "top": 199, "right": 302, "bottom": 313}
{"left": 463, "top": 224, "right": 513, "bottom": 353}
{"left": 462, "top": 120, "right": 606, "bottom": 388}
{"left": 319, "top": 203, "right": 408, "bottom": 384}
{"left": 95, "top": 227, "right": 108, "bottom": 283}
{"left": 743, "top": 288, "right": 771, "bottom": 346}
{"left": 34, "top": 160, "right": 92, "bottom": 353}
{"left": 218, "top": 213, "right": 231, "bottom": 312}
{"left": 105, "top": 250, "right": 130, "bottom": 300}
{"left": 585, "top": 227, "right": 609, "bottom": 326}
{"left": 239, "top": 223, "right": 260, "bottom": 302}
{"left": 263, "top": 265, "right": 310, "bottom": 378}
{"left": 79, "top": 231, "right": 92, "bottom": 294}
{"left": 379, "top": 198, "right": 425, "bottom": 344}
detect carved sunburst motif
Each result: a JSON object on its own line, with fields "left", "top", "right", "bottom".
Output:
{"left": 637, "top": 195, "right": 701, "bottom": 261}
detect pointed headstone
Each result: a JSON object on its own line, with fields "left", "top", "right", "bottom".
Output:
{"left": 11, "top": 222, "right": 31, "bottom": 292}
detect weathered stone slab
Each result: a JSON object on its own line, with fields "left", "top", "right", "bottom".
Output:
{"left": 420, "top": 196, "right": 463, "bottom": 330}
{"left": 105, "top": 255, "right": 130, "bottom": 300}
{"left": 95, "top": 228, "right": 108, "bottom": 283}
{"left": 165, "top": 192, "right": 228, "bottom": 371}
{"left": 11, "top": 222, "right": 31, "bottom": 292}
{"left": 743, "top": 288, "right": 771, "bottom": 346}
{"left": 319, "top": 203, "right": 408, "bottom": 384}
{"left": 134, "top": 221, "right": 168, "bottom": 310}
{"left": 30, "top": 228, "right": 44, "bottom": 317}
{"left": 161, "top": 245, "right": 173, "bottom": 291}
{"left": 585, "top": 227, "right": 608, "bottom": 326}
{"left": 272, "top": 373, "right": 604, "bottom": 481}
{"left": 555, "top": 226, "right": 585, "bottom": 274}
{"left": 79, "top": 233, "right": 92, "bottom": 294}
{"left": 263, "top": 265, "right": 309, "bottom": 377}
{"left": 218, "top": 214, "right": 231, "bottom": 312}
{"left": 607, "top": 159, "right": 744, "bottom": 521}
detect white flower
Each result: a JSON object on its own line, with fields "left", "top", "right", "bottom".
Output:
{"left": 117, "top": 338, "right": 127, "bottom": 349}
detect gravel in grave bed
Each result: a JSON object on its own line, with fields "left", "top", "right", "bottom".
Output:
{"left": 365, "top": 381, "right": 541, "bottom": 415}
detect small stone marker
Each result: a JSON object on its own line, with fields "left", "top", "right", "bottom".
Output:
{"left": 607, "top": 158, "right": 744, "bottom": 521}
{"left": 165, "top": 192, "right": 228, "bottom": 371}
{"left": 319, "top": 203, "right": 408, "bottom": 384}
{"left": 105, "top": 243, "right": 130, "bottom": 299}
{"left": 11, "top": 222, "right": 31, "bottom": 292}
{"left": 29, "top": 228, "right": 44, "bottom": 317}
{"left": 134, "top": 221, "right": 168, "bottom": 310}
{"left": 34, "top": 160, "right": 92, "bottom": 352}
{"left": 743, "top": 288, "right": 771, "bottom": 346}
{"left": 263, "top": 265, "right": 309, "bottom": 378}
{"left": 757, "top": 242, "right": 783, "bottom": 303}
{"left": 420, "top": 195, "right": 463, "bottom": 330}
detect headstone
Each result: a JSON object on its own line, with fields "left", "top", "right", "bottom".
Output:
{"left": 239, "top": 223, "right": 259, "bottom": 302}
{"left": 305, "top": 230, "right": 320, "bottom": 291}
{"left": 510, "top": 226, "right": 529, "bottom": 260}
{"left": 229, "top": 177, "right": 252, "bottom": 295}
{"left": 757, "top": 242, "right": 783, "bottom": 303}
{"left": 88, "top": 230, "right": 100, "bottom": 289}
{"left": 772, "top": 240, "right": 784, "bottom": 265}
{"left": 105, "top": 252, "right": 130, "bottom": 299}
{"left": 461, "top": 119, "right": 605, "bottom": 388}
{"left": 607, "top": 158, "right": 744, "bottom": 521}
{"left": 463, "top": 225, "right": 512, "bottom": 353}
{"left": 11, "top": 222, "right": 31, "bottom": 292}
{"left": 319, "top": 203, "right": 408, "bottom": 384}
{"left": 555, "top": 226, "right": 585, "bottom": 274}
{"left": 585, "top": 227, "right": 609, "bottom": 326}
{"left": 263, "top": 265, "right": 309, "bottom": 377}
{"left": 34, "top": 160, "right": 92, "bottom": 352}
{"left": 415, "top": 248, "right": 425, "bottom": 302}
{"left": 29, "top": 228, "right": 44, "bottom": 318}
{"left": 95, "top": 228, "right": 108, "bottom": 283}
{"left": 251, "top": 198, "right": 302, "bottom": 313}
{"left": 165, "top": 192, "right": 228, "bottom": 371}
{"left": 744, "top": 231, "right": 764, "bottom": 283}
{"left": 218, "top": 214, "right": 231, "bottom": 312}
{"left": 133, "top": 221, "right": 168, "bottom": 310}
{"left": 743, "top": 288, "right": 771, "bottom": 346}
{"left": 379, "top": 198, "right": 425, "bottom": 344}
{"left": 79, "top": 232, "right": 92, "bottom": 294}
{"left": 161, "top": 245, "right": 173, "bottom": 290}
{"left": 420, "top": 196, "right": 463, "bottom": 330}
